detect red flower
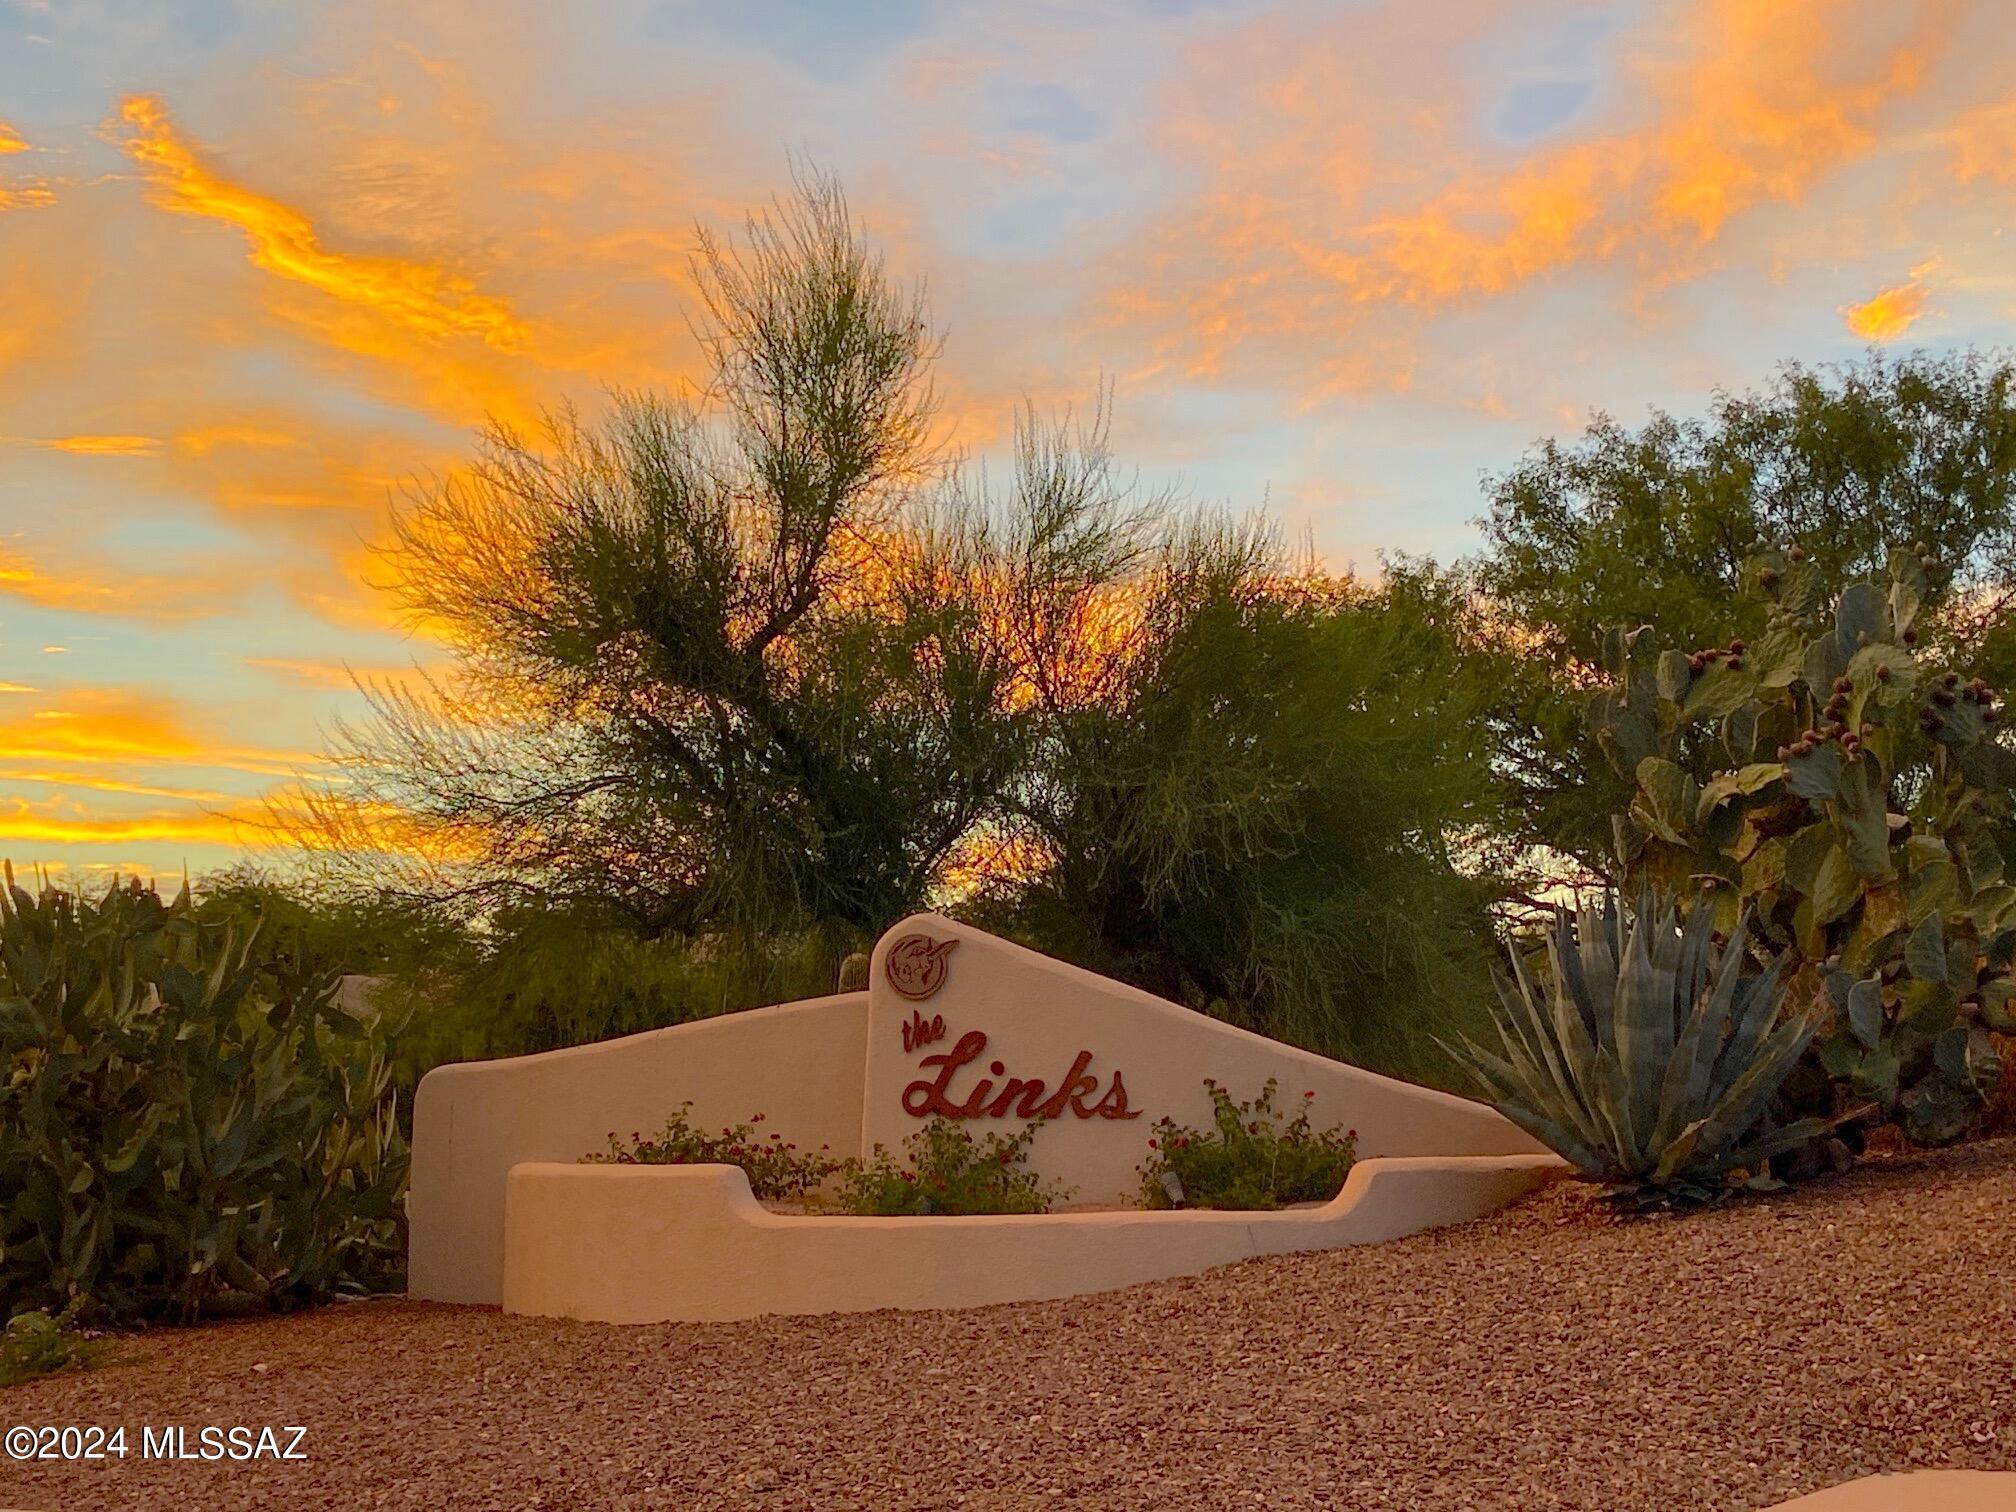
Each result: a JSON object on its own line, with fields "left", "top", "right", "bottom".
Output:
{"left": 1148, "top": 1138, "right": 1159, "bottom": 1149}
{"left": 1303, "top": 1090, "right": 1315, "bottom": 1099}
{"left": 1347, "top": 1129, "right": 1358, "bottom": 1139}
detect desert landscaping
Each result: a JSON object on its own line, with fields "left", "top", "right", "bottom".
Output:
{"left": 10, "top": 6, "right": 2016, "bottom": 1508}
{"left": 5, "top": 1139, "right": 2013, "bottom": 1510}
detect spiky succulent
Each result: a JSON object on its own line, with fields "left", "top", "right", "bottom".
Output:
{"left": 1450, "top": 893, "right": 1853, "bottom": 1204}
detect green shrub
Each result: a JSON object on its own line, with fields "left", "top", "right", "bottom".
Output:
{"left": 1, "top": 1299, "right": 108, "bottom": 1388}
{"left": 1449, "top": 892, "right": 1855, "bottom": 1206}
{"left": 1591, "top": 545, "right": 2011, "bottom": 1143}
{"left": 836, "top": 1118, "right": 1068, "bottom": 1215}
{"left": 584, "top": 1104, "right": 840, "bottom": 1200}
{"left": 380, "top": 902, "right": 853, "bottom": 1088}
{"left": 0, "top": 868, "right": 408, "bottom": 1323}
{"left": 1137, "top": 1078, "right": 1357, "bottom": 1210}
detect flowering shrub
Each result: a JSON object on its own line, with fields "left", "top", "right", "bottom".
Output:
{"left": 1, "top": 1299, "right": 108, "bottom": 1388}
{"left": 586, "top": 1104, "right": 840, "bottom": 1201}
{"left": 835, "top": 1117, "right": 1069, "bottom": 1215}
{"left": 1138, "top": 1078, "right": 1357, "bottom": 1210}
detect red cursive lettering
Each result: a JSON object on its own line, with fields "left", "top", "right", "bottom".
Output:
{"left": 901, "top": 1031, "right": 1141, "bottom": 1121}
{"left": 901, "top": 1010, "right": 946, "bottom": 1054}
{"left": 903, "top": 1030, "right": 988, "bottom": 1117}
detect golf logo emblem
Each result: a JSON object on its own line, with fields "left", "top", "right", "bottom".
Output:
{"left": 884, "top": 933, "right": 957, "bottom": 1000}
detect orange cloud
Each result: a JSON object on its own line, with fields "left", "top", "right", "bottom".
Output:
{"left": 1841, "top": 261, "right": 1938, "bottom": 340}
{"left": 1111, "top": 0, "right": 1965, "bottom": 391}
{"left": 0, "top": 769, "right": 239, "bottom": 804}
{"left": 0, "top": 542, "right": 235, "bottom": 621}
{"left": 0, "top": 801, "right": 268, "bottom": 850}
{"left": 31, "top": 434, "right": 163, "bottom": 456}
{"left": 0, "top": 121, "right": 54, "bottom": 210}
{"left": 111, "top": 94, "right": 530, "bottom": 352}
{"left": 1946, "top": 97, "right": 2016, "bottom": 183}
{"left": 8, "top": 687, "right": 321, "bottom": 779}
{"left": 0, "top": 182, "right": 55, "bottom": 211}
{"left": 244, "top": 655, "right": 439, "bottom": 692}
{"left": 174, "top": 424, "right": 302, "bottom": 455}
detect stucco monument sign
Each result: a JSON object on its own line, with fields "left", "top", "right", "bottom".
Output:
{"left": 408, "top": 914, "right": 1554, "bottom": 1322}
{"left": 887, "top": 933, "right": 1142, "bottom": 1124}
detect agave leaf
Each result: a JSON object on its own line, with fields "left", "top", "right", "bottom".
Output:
{"left": 1541, "top": 934, "right": 1612, "bottom": 1152}
{"left": 1649, "top": 922, "right": 1748, "bottom": 1153}
{"left": 1610, "top": 908, "right": 1676, "bottom": 1161}
{"left": 1673, "top": 893, "right": 1719, "bottom": 1030}
{"left": 1712, "top": 1116, "right": 1844, "bottom": 1175}
{"left": 1550, "top": 909, "right": 1598, "bottom": 1046}
{"left": 1577, "top": 897, "right": 1620, "bottom": 1052}
{"left": 1491, "top": 1097, "right": 1615, "bottom": 1181}
{"left": 1650, "top": 1116, "right": 1711, "bottom": 1185}
{"left": 1487, "top": 964, "right": 1566, "bottom": 1100}
{"left": 1689, "top": 1009, "right": 1820, "bottom": 1160}
{"left": 1710, "top": 962, "right": 1788, "bottom": 1103}
{"left": 1444, "top": 1034, "right": 1605, "bottom": 1174}
{"left": 1473, "top": 1003, "right": 1572, "bottom": 1126}
{"left": 1503, "top": 943, "right": 1612, "bottom": 1145}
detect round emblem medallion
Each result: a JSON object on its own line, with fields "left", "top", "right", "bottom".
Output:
{"left": 884, "top": 934, "right": 958, "bottom": 1000}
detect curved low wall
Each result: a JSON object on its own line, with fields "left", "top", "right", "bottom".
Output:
{"left": 500, "top": 1154, "right": 1565, "bottom": 1324}
{"left": 409, "top": 992, "right": 870, "bottom": 1305}
{"left": 412, "top": 915, "right": 1547, "bottom": 1306}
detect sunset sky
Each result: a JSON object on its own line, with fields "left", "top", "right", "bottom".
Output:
{"left": 2, "top": 0, "right": 2014, "bottom": 880}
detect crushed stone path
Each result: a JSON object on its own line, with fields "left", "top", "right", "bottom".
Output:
{"left": 4, "top": 1138, "right": 2014, "bottom": 1510}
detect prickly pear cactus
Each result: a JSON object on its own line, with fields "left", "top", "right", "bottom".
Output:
{"left": 1591, "top": 544, "right": 2014, "bottom": 1144}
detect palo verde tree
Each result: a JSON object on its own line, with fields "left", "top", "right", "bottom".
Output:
{"left": 291, "top": 177, "right": 1519, "bottom": 1075}
{"left": 292, "top": 175, "right": 1023, "bottom": 952}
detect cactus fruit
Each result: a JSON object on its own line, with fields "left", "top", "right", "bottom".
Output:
{"left": 1589, "top": 544, "right": 2014, "bottom": 1147}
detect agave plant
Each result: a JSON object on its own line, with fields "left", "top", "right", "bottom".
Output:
{"left": 1450, "top": 893, "right": 1856, "bottom": 1204}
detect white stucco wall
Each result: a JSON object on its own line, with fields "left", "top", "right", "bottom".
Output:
{"left": 501, "top": 1154, "right": 1563, "bottom": 1324}
{"left": 408, "top": 992, "right": 870, "bottom": 1304}
{"left": 861, "top": 914, "right": 1541, "bottom": 1206}
{"left": 411, "top": 916, "right": 1542, "bottom": 1307}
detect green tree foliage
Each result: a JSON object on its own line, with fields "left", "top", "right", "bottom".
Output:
{"left": 380, "top": 900, "right": 843, "bottom": 1082}
{"left": 1473, "top": 351, "right": 2016, "bottom": 880}
{"left": 294, "top": 174, "right": 1020, "bottom": 946}
{"left": 285, "top": 180, "right": 1512, "bottom": 1081}
{"left": 945, "top": 413, "right": 1514, "bottom": 1074}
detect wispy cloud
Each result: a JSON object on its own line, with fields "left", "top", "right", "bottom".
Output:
{"left": 8, "top": 687, "right": 321, "bottom": 779}
{"left": 0, "top": 116, "right": 55, "bottom": 209}
{"left": 110, "top": 94, "right": 530, "bottom": 350}
{"left": 0, "top": 801, "right": 267, "bottom": 849}
{"left": 1105, "top": 0, "right": 1967, "bottom": 394}
{"left": 0, "top": 542, "right": 237, "bottom": 620}
{"left": 1945, "top": 96, "right": 2016, "bottom": 183}
{"left": 12, "top": 433, "right": 164, "bottom": 456}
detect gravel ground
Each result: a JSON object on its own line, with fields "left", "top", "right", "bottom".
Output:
{"left": 5, "top": 1138, "right": 2014, "bottom": 1512}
